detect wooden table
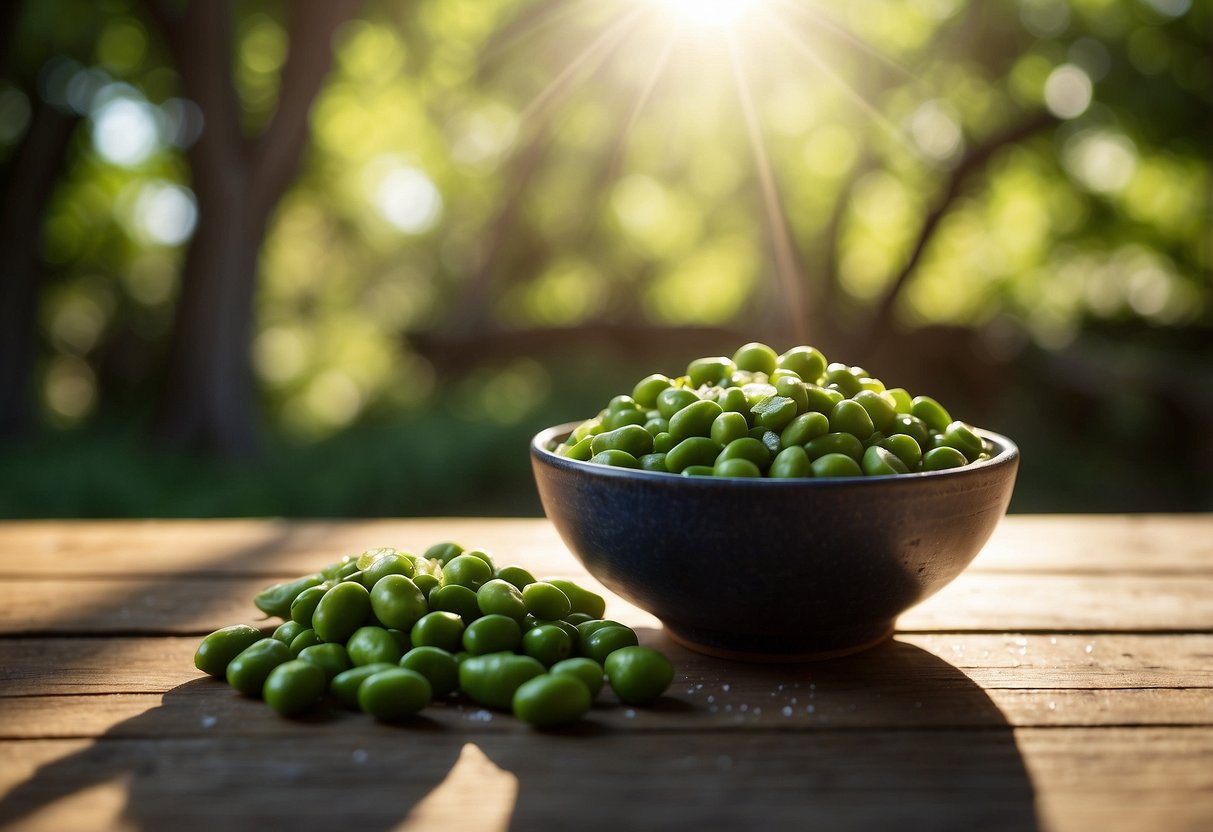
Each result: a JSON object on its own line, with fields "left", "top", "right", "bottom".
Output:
{"left": 0, "top": 515, "right": 1210, "bottom": 831}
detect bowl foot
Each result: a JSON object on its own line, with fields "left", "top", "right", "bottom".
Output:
{"left": 664, "top": 619, "right": 895, "bottom": 663}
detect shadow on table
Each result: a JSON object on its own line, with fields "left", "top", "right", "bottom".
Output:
{"left": 0, "top": 636, "right": 1040, "bottom": 832}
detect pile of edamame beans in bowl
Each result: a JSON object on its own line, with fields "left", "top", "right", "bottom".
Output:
{"left": 194, "top": 543, "right": 673, "bottom": 727}
{"left": 554, "top": 342, "right": 994, "bottom": 478}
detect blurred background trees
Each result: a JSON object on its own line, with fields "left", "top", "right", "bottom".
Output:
{"left": 0, "top": 0, "right": 1209, "bottom": 517}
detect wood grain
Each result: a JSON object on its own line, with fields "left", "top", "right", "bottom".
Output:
{"left": 2, "top": 515, "right": 1211, "bottom": 832}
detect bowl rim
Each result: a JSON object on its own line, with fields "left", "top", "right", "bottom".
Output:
{"left": 531, "top": 420, "right": 1019, "bottom": 485}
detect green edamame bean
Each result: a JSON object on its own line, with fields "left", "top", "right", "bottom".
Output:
{"left": 359, "top": 554, "right": 414, "bottom": 590}
{"left": 255, "top": 573, "right": 325, "bottom": 619}
{"left": 494, "top": 565, "right": 536, "bottom": 590}
{"left": 803, "top": 384, "right": 845, "bottom": 415}
{"left": 714, "top": 457, "right": 761, "bottom": 477}
{"left": 559, "top": 436, "right": 594, "bottom": 460}
{"left": 346, "top": 626, "right": 404, "bottom": 666}
{"left": 477, "top": 578, "right": 528, "bottom": 621}
{"left": 652, "top": 432, "right": 677, "bottom": 454}
{"left": 710, "top": 411, "right": 749, "bottom": 445}
{"left": 522, "top": 624, "right": 573, "bottom": 667}
{"left": 893, "top": 413, "right": 931, "bottom": 448}
{"left": 422, "top": 541, "right": 464, "bottom": 565}
{"left": 862, "top": 444, "right": 910, "bottom": 476}
{"left": 429, "top": 583, "right": 482, "bottom": 625}
{"left": 413, "top": 573, "right": 441, "bottom": 598}
{"left": 410, "top": 611, "right": 465, "bottom": 652}
{"left": 311, "top": 581, "right": 371, "bottom": 644}
{"left": 665, "top": 436, "right": 723, "bottom": 473}
{"left": 780, "top": 411, "right": 829, "bottom": 447}
{"left": 885, "top": 387, "right": 913, "bottom": 413}
{"left": 580, "top": 625, "right": 639, "bottom": 665}
{"left": 716, "top": 386, "right": 751, "bottom": 416}
{"left": 774, "top": 377, "right": 810, "bottom": 413}
{"left": 741, "top": 382, "right": 777, "bottom": 409}
{"left": 604, "top": 646, "right": 674, "bottom": 705}
{"left": 829, "top": 399, "right": 876, "bottom": 439}
{"left": 591, "top": 424, "right": 654, "bottom": 458}
{"left": 194, "top": 624, "right": 264, "bottom": 678}
{"left": 804, "top": 432, "right": 865, "bottom": 462}
{"left": 750, "top": 395, "right": 798, "bottom": 431}
{"left": 681, "top": 465, "right": 714, "bottom": 476}
{"left": 769, "top": 445, "right": 812, "bottom": 478}
{"left": 358, "top": 668, "right": 431, "bottom": 720}
{"left": 226, "top": 638, "right": 291, "bottom": 697}
{"left": 550, "top": 657, "right": 604, "bottom": 698}
{"left": 321, "top": 556, "right": 360, "bottom": 582}
{"left": 463, "top": 614, "right": 522, "bottom": 655}
{"left": 824, "top": 363, "right": 865, "bottom": 397}
{"left": 443, "top": 554, "right": 493, "bottom": 590}
{"left": 639, "top": 453, "right": 668, "bottom": 472}
{"left": 399, "top": 646, "right": 459, "bottom": 699}
{"left": 574, "top": 619, "right": 625, "bottom": 641}
{"left": 522, "top": 581, "right": 572, "bottom": 620}
{"left": 643, "top": 417, "right": 670, "bottom": 436}
{"left": 942, "top": 420, "right": 985, "bottom": 461}
{"left": 777, "top": 346, "right": 827, "bottom": 383}
{"left": 687, "top": 356, "right": 734, "bottom": 388}
{"left": 811, "top": 452, "right": 863, "bottom": 478}
{"left": 512, "top": 674, "right": 592, "bottom": 728}
{"left": 288, "top": 628, "right": 321, "bottom": 657}
{"left": 331, "top": 662, "right": 397, "bottom": 708}
{"left": 548, "top": 580, "right": 607, "bottom": 619}
{"left": 289, "top": 585, "right": 328, "bottom": 627}
{"left": 271, "top": 620, "right": 306, "bottom": 646}
{"left": 263, "top": 659, "right": 326, "bottom": 717}
{"left": 590, "top": 449, "right": 640, "bottom": 468}
{"left": 458, "top": 653, "right": 546, "bottom": 710}
{"left": 369, "top": 573, "right": 428, "bottom": 631}
{"left": 531, "top": 617, "right": 580, "bottom": 649}
{"left": 297, "top": 642, "right": 352, "bottom": 680}
{"left": 632, "top": 374, "right": 673, "bottom": 408}
{"left": 602, "top": 407, "right": 645, "bottom": 430}
{"left": 853, "top": 390, "right": 898, "bottom": 434}
{"left": 878, "top": 433, "right": 923, "bottom": 470}
{"left": 733, "top": 342, "right": 778, "bottom": 375}
{"left": 715, "top": 437, "right": 769, "bottom": 470}
{"left": 668, "top": 399, "right": 724, "bottom": 439}
{"left": 656, "top": 387, "right": 700, "bottom": 420}
{"left": 911, "top": 395, "right": 952, "bottom": 432}
{"left": 922, "top": 446, "right": 969, "bottom": 471}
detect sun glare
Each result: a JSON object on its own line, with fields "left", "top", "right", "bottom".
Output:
{"left": 656, "top": 0, "right": 761, "bottom": 28}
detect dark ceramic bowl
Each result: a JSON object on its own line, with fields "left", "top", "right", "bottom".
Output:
{"left": 531, "top": 421, "right": 1019, "bottom": 661}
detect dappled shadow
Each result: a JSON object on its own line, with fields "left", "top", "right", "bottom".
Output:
{"left": 0, "top": 635, "right": 1039, "bottom": 831}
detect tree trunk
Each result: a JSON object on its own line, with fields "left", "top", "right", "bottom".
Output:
{"left": 145, "top": 0, "right": 359, "bottom": 456}
{"left": 0, "top": 100, "right": 79, "bottom": 438}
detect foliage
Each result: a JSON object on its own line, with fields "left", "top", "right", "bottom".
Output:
{"left": 0, "top": 0, "right": 1210, "bottom": 513}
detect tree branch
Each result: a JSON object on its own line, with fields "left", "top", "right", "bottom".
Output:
{"left": 857, "top": 111, "right": 1058, "bottom": 358}
{"left": 247, "top": 0, "right": 361, "bottom": 219}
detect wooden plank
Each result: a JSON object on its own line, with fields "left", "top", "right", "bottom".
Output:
{"left": 2, "top": 730, "right": 1211, "bottom": 832}
{"left": 2, "top": 571, "right": 1210, "bottom": 635}
{"left": 0, "top": 518, "right": 568, "bottom": 578}
{"left": 968, "top": 514, "right": 1213, "bottom": 574}
{"left": 1, "top": 685, "right": 1209, "bottom": 740}
{"left": 4, "top": 634, "right": 1211, "bottom": 698}
{"left": 1, "top": 515, "right": 1210, "bottom": 580}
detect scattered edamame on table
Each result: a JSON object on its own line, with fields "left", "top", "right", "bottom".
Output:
{"left": 194, "top": 542, "right": 673, "bottom": 727}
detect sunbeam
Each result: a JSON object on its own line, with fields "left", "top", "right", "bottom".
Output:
{"left": 726, "top": 33, "right": 809, "bottom": 342}
{"left": 515, "top": 4, "right": 653, "bottom": 127}
{"left": 767, "top": 0, "right": 926, "bottom": 85}
{"left": 751, "top": 4, "right": 920, "bottom": 156}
